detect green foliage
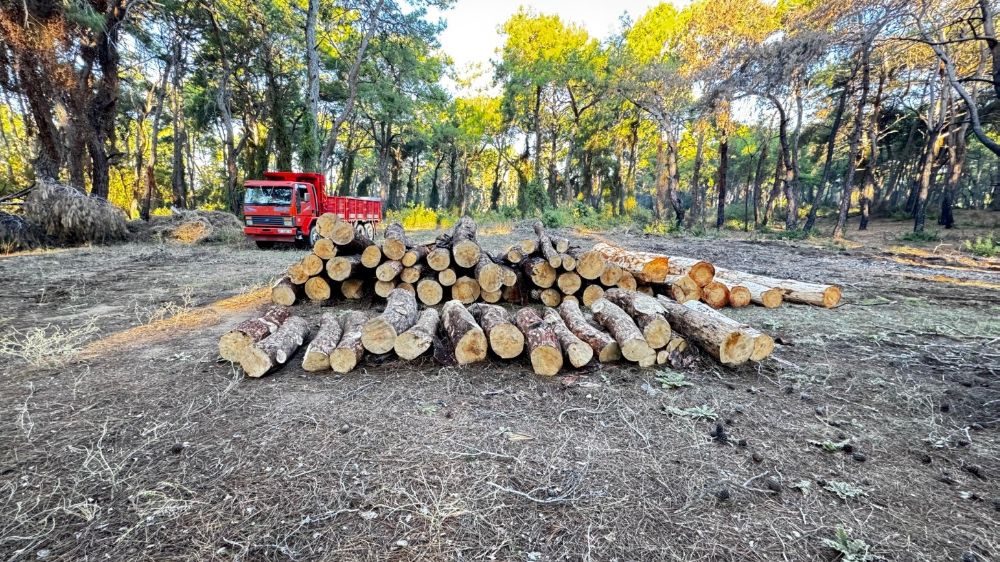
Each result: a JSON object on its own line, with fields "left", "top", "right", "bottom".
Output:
{"left": 809, "top": 439, "right": 850, "bottom": 452}
{"left": 964, "top": 232, "right": 998, "bottom": 257}
{"left": 900, "top": 230, "right": 940, "bottom": 242}
{"left": 823, "top": 481, "right": 865, "bottom": 500}
{"left": 822, "top": 528, "right": 873, "bottom": 561}
{"left": 385, "top": 204, "right": 456, "bottom": 231}
{"left": 644, "top": 220, "right": 679, "bottom": 236}
{"left": 654, "top": 371, "right": 693, "bottom": 389}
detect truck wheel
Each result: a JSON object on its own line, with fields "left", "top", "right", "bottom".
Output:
{"left": 255, "top": 241, "right": 274, "bottom": 250}
{"left": 308, "top": 225, "right": 320, "bottom": 247}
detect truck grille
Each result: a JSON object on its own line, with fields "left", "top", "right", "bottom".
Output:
{"left": 247, "top": 216, "right": 285, "bottom": 226}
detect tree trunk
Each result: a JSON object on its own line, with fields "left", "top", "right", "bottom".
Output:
{"left": 171, "top": 39, "right": 188, "bottom": 209}
{"left": 394, "top": 308, "right": 440, "bottom": 360}
{"left": 716, "top": 134, "right": 729, "bottom": 228}
{"left": 142, "top": 57, "right": 173, "bottom": 220}
{"left": 593, "top": 242, "right": 670, "bottom": 283}
{"left": 833, "top": 48, "right": 871, "bottom": 239}
{"left": 330, "top": 311, "right": 369, "bottom": 373}
{"left": 543, "top": 308, "right": 593, "bottom": 368}
{"left": 302, "top": 0, "right": 321, "bottom": 172}
{"left": 804, "top": 74, "right": 852, "bottom": 232}
{"left": 219, "top": 305, "right": 291, "bottom": 362}
{"left": 685, "top": 130, "right": 705, "bottom": 229}
{"left": 558, "top": 299, "right": 621, "bottom": 362}
{"left": 656, "top": 297, "right": 752, "bottom": 366}
{"left": 683, "top": 301, "right": 773, "bottom": 362}
{"left": 468, "top": 303, "right": 524, "bottom": 359}
{"left": 240, "top": 316, "right": 310, "bottom": 377}
{"left": 591, "top": 298, "right": 653, "bottom": 362}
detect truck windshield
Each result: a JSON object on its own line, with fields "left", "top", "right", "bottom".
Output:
{"left": 244, "top": 187, "right": 292, "bottom": 206}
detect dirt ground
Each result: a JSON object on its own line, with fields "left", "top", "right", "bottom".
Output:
{"left": 1, "top": 216, "right": 998, "bottom": 561}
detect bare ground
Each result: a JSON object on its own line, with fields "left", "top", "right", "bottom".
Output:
{"left": 1, "top": 219, "right": 998, "bottom": 561}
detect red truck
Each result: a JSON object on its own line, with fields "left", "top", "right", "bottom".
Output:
{"left": 242, "top": 171, "right": 382, "bottom": 248}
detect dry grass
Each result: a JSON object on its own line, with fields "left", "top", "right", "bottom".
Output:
{"left": 0, "top": 318, "right": 99, "bottom": 369}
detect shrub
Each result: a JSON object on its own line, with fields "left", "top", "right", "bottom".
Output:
{"left": 900, "top": 230, "right": 940, "bottom": 242}
{"left": 385, "top": 204, "right": 456, "bottom": 231}
{"left": 963, "top": 232, "right": 998, "bottom": 257}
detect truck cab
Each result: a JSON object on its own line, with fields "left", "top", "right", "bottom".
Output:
{"left": 242, "top": 172, "right": 324, "bottom": 248}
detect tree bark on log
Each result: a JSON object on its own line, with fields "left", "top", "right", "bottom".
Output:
{"left": 441, "top": 300, "right": 488, "bottom": 364}
{"left": 450, "top": 217, "right": 481, "bottom": 268}
{"left": 240, "top": 316, "right": 310, "bottom": 377}
{"left": 533, "top": 221, "right": 562, "bottom": 268}
{"left": 655, "top": 296, "right": 754, "bottom": 366}
{"left": 438, "top": 268, "right": 457, "bottom": 287}
{"left": 271, "top": 276, "right": 301, "bottom": 306}
{"left": 714, "top": 269, "right": 825, "bottom": 307}
{"left": 683, "top": 300, "right": 774, "bottom": 361}
{"left": 558, "top": 299, "right": 621, "bottom": 362}
{"left": 513, "top": 307, "right": 563, "bottom": 376}
{"left": 604, "top": 288, "right": 672, "bottom": 349}
{"left": 543, "top": 308, "right": 593, "bottom": 367}
{"left": 302, "top": 312, "right": 343, "bottom": 371}
{"left": 376, "top": 260, "right": 404, "bottom": 282}
{"left": 593, "top": 242, "right": 670, "bottom": 283}
{"left": 416, "top": 278, "right": 443, "bottom": 306}
{"left": 666, "top": 256, "right": 715, "bottom": 287}
{"left": 475, "top": 252, "right": 503, "bottom": 293}
{"left": 327, "top": 255, "right": 363, "bottom": 281}
{"left": 591, "top": 298, "right": 654, "bottom": 362}
{"left": 394, "top": 308, "right": 440, "bottom": 360}
{"left": 699, "top": 281, "right": 730, "bottom": 309}
{"left": 362, "top": 288, "right": 419, "bottom": 354}
{"left": 330, "top": 310, "right": 368, "bottom": 373}
{"left": 382, "top": 221, "right": 411, "bottom": 261}
{"left": 469, "top": 303, "right": 525, "bottom": 359}
{"left": 219, "top": 305, "right": 291, "bottom": 361}
{"left": 402, "top": 244, "right": 429, "bottom": 267}
{"left": 658, "top": 275, "right": 700, "bottom": 304}
{"left": 336, "top": 230, "right": 375, "bottom": 255}
{"left": 341, "top": 278, "right": 367, "bottom": 300}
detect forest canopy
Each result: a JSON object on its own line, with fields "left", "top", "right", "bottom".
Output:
{"left": 1, "top": 0, "right": 998, "bottom": 234}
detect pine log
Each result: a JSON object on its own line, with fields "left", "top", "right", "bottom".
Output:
{"left": 700, "top": 281, "right": 730, "bottom": 309}
{"left": 382, "top": 222, "right": 411, "bottom": 261}
{"left": 518, "top": 238, "right": 538, "bottom": 255}
{"left": 416, "top": 278, "right": 444, "bottom": 306}
{"left": 570, "top": 249, "right": 605, "bottom": 280}
{"left": 394, "top": 308, "right": 440, "bottom": 360}
{"left": 659, "top": 274, "right": 701, "bottom": 304}
{"left": 523, "top": 256, "right": 557, "bottom": 288}
{"left": 591, "top": 298, "right": 654, "bottom": 362}
{"left": 219, "top": 305, "right": 291, "bottom": 362}
{"left": 505, "top": 246, "right": 524, "bottom": 263}
{"left": 287, "top": 262, "right": 310, "bottom": 285}
{"left": 714, "top": 276, "right": 782, "bottom": 308}
{"left": 475, "top": 252, "right": 503, "bottom": 293}
{"left": 271, "top": 276, "right": 301, "bottom": 306}
{"left": 402, "top": 244, "right": 429, "bottom": 267}
{"left": 543, "top": 308, "right": 593, "bottom": 368}
{"left": 341, "top": 278, "right": 367, "bottom": 300}
{"left": 560, "top": 253, "right": 577, "bottom": 271}
{"left": 361, "top": 288, "right": 419, "bottom": 354}
{"left": 302, "top": 254, "right": 324, "bottom": 276}
{"left": 305, "top": 276, "right": 333, "bottom": 302}
{"left": 682, "top": 300, "right": 774, "bottom": 361}
{"left": 240, "top": 316, "right": 310, "bottom": 377}
{"left": 400, "top": 264, "right": 424, "bottom": 284}
{"left": 427, "top": 247, "right": 452, "bottom": 271}
{"left": 495, "top": 260, "right": 518, "bottom": 287}
{"left": 513, "top": 307, "right": 563, "bottom": 376}
{"left": 502, "top": 278, "right": 527, "bottom": 305}
{"left": 450, "top": 217, "right": 482, "bottom": 268}
{"left": 531, "top": 288, "right": 562, "bottom": 307}
{"left": 637, "top": 285, "right": 654, "bottom": 296}
{"left": 329, "top": 219, "right": 358, "bottom": 246}
{"left": 581, "top": 284, "right": 604, "bottom": 307}
{"left": 374, "top": 280, "right": 396, "bottom": 298}
{"left": 599, "top": 263, "right": 623, "bottom": 287}
{"left": 327, "top": 255, "right": 363, "bottom": 281}
{"left": 553, "top": 236, "right": 570, "bottom": 254}
{"left": 376, "top": 260, "right": 404, "bottom": 282}
{"left": 313, "top": 238, "right": 337, "bottom": 260}
{"left": 557, "top": 271, "right": 582, "bottom": 295}
{"left": 438, "top": 268, "right": 457, "bottom": 287}
{"left": 481, "top": 289, "right": 502, "bottom": 303}
{"left": 557, "top": 299, "right": 621, "bottom": 362}
{"left": 666, "top": 256, "right": 716, "bottom": 287}
{"left": 330, "top": 311, "right": 368, "bottom": 373}
{"left": 604, "top": 288, "right": 672, "bottom": 349}
{"left": 533, "top": 221, "right": 561, "bottom": 268}
{"left": 337, "top": 230, "right": 376, "bottom": 255}
{"left": 725, "top": 284, "right": 751, "bottom": 308}
{"left": 655, "top": 296, "right": 754, "bottom": 366}
{"left": 616, "top": 272, "right": 637, "bottom": 291}
{"left": 302, "top": 312, "right": 343, "bottom": 371}
{"left": 656, "top": 349, "right": 669, "bottom": 365}
{"left": 441, "top": 300, "right": 488, "bottom": 365}
{"left": 315, "top": 213, "right": 339, "bottom": 239}
{"left": 396, "top": 282, "right": 415, "bottom": 295}
{"left": 452, "top": 276, "right": 481, "bottom": 304}
{"left": 361, "top": 244, "right": 383, "bottom": 268}
{"left": 714, "top": 269, "right": 841, "bottom": 308}
{"left": 593, "top": 242, "right": 670, "bottom": 283}
{"left": 468, "top": 303, "right": 525, "bottom": 359}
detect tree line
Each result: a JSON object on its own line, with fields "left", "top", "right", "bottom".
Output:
{"left": 1, "top": 0, "right": 998, "bottom": 234}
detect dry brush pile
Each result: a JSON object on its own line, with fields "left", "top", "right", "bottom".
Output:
{"left": 220, "top": 214, "right": 842, "bottom": 378}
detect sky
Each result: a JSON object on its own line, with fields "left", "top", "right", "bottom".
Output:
{"left": 425, "top": 0, "right": 666, "bottom": 93}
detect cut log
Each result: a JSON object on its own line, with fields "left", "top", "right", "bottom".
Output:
{"left": 438, "top": 268, "right": 457, "bottom": 287}
{"left": 523, "top": 256, "right": 556, "bottom": 289}
{"left": 361, "top": 244, "right": 382, "bottom": 268}
{"left": 700, "top": 281, "right": 730, "bottom": 309}
{"left": 533, "top": 221, "right": 561, "bottom": 268}
{"left": 655, "top": 296, "right": 754, "bottom": 366}
{"left": 475, "top": 252, "right": 503, "bottom": 293}
{"left": 304, "top": 276, "right": 332, "bottom": 302}
{"left": 666, "top": 256, "right": 716, "bottom": 287}
{"left": 531, "top": 288, "right": 562, "bottom": 307}
{"left": 338, "top": 230, "right": 376, "bottom": 255}
{"left": 604, "top": 288, "right": 672, "bottom": 349}
{"left": 327, "top": 255, "right": 363, "bottom": 281}
{"left": 382, "top": 222, "right": 411, "bottom": 261}
{"left": 301, "top": 254, "right": 324, "bottom": 276}
{"left": 553, "top": 236, "right": 570, "bottom": 253}
{"left": 682, "top": 300, "right": 774, "bottom": 361}
{"left": 557, "top": 271, "right": 582, "bottom": 295}
{"left": 394, "top": 308, "right": 440, "bottom": 360}
{"left": 599, "top": 263, "right": 623, "bottom": 287}
{"left": 505, "top": 246, "right": 524, "bottom": 263}
{"left": 557, "top": 299, "right": 620, "bottom": 362}
{"left": 518, "top": 238, "right": 538, "bottom": 255}
{"left": 396, "top": 282, "right": 415, "bottom": 295}
{"left": 714, "top": 268, "right": 841, "bottom": 308}
{"left": 581, "top": 284, "right": 604, "bottom": 307}
{"left": 570, "top": 249, "right": 605, "bottom": 280}
{"left": 287, "top": 262, "right": 310, "bottom": 285}
{"left": 374, "top": 280, "right": 396, "bottom": 298}
{"left": 593, "top": 242, "right": 670, "bottom": 283}
{"left": 637, "top": 285, "right": 654, "bottom": 296}
{"left": 497, "top": 262, "right": 518, "bottom": 287}
{"left": 660, "top": 274, "right": 701, "bottom": 304}
{"left": 219, "top": 305, "right": 291, "bottom": 362}
{"left": 591, "top": 298, "right": 654, "bottom": 362}
{"left": 481, "top": 289, "right": 502, "bottom": 303}
{"left": 656, "top": 349, "right": 669, "bottom": 365}
{"left": 402, "top": 244, "right": 429, "bottom": 267}
{"left": 240, "top": 316, "right": 310, "bottom": 377}
{"left": 361, "top": 288, "right": 419, "bottom": 354}
{"left": 468, "top": 303, "right": 525, "bottom": 359}
{"left": 543, "top": 308, "right": 593, "bottom": 368}
{"left": 427, "top": 247, "right": 451, "bottom": 271}
{"left": 301, "top": 312, "right": 343, "bottom": 371}
{"left": 313, "top": 238, "right": 337, "bottom": 260}
{"left": 330, "top": 311, "right": 368, "bottom": 373}
{"left": 713, "top": 276, "right": 782, "bottom": 308}
{"left": 450, "top": 217, "right": 481, "bottom": 268}
{"left": 616, "top": 272, "right": 637, "bottom": 291}
{"left": 329, "top": 218, "right": 358, "bottom": 246}
{"left": 376, "top": 260, "right": 405, "bottom": 282}
{"left": 341, "top": 278, "right": 367, "bottom": 300}
{"left": 271, "top": 276, "right": 301, "bottom": 306}
{"left": 513, "top": 307, "right": 563, "bottom": 376}
{"left": 502, "top": 278, "right": 527, "bottom": 305}
{"left": 315, "top": 213, "right": 339, "bottom": 239}
{"left": 416, "top": 278, "right": 444, "bottom": 306}
{"left": 441, "top": 300, "right": 488, "bottom": 364}
{"left": 400, "top": 264, "right": 424, "bottom": 284}
{"left": 452, "top": 276, "right": 481, "bottom": 304}
{"left": 725, "top": 284, "right": 751, "bottom": 308}
{"left": 560, "top": 253, "right": 577, "bottom": 271}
